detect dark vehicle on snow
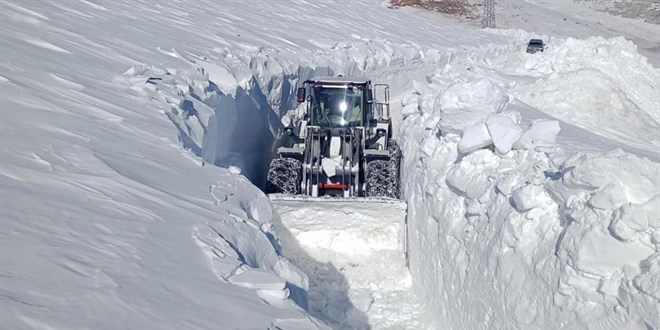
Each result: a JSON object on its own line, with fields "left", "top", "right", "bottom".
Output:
{"left": 527, "top": 39, "right": 545, "bottom": 54}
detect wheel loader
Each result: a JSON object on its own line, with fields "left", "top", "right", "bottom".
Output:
{"left": 265, "top": 77, "right": 409, "bottom": 310}
{"left": 266, "top": 76, "right": 401, "bottom": 199}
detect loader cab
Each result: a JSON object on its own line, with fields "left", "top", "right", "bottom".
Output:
{"left": 295, "top": 76, "right": 391, "bottom": 150}
{"left": 313, "top": 86, "right": 364, "bottom": 127}
{"left": 268, "top": 76, "right": 398, "bottom": 198}
{"left": 298, "top": 79, "right": 371, "bottom": 128}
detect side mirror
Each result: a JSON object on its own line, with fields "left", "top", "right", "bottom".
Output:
{"left": 296, "top": 87, "right": 306, "bottom": 103}
{"left": 365, "top": 89, "right": 373, "bottom": 104}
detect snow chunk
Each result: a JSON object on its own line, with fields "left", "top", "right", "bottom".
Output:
{"left": 321, "top": 157, "right": 338, "bottom": 177}
{"left": 573, "top": 230, "right": 654, "bottom": 276}
{"left": 438, "top": 78, "right": 508, "bottom": 133}
{"left": 446, "top": 149, "right": 500, "bottom": 199}
{"left": 633, "top": 254, "right": 660, "bottom": 301}
{"left": 588, "top": 183, "right": 627, "bottom": 210}
{"left": 609, "top": 195, "right": 660, "bottom": 242}
{"left": 486, "top": 114, "right": 523, "bottom": 154}
{"left": 510, "top": 184, "right": 553, "bottom": 212}
{"left": 513, "top": 120, "right": 560, "bottom": 150}
{"left": 457, "top": 122, "right": 492, "bottom": 154}
{"left": 228, "top": 165, "right": 242, "bottom": 174}
{"left": 229, "top": 267, "right": 287, "bottom": 291}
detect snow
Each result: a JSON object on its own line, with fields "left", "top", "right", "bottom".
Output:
{"left": 486, "top": 114, "right": 522, "bottom": 154}
{"left": 2, "top": 0, "right": 659, "bottom": 329}
{"left": 400, "top": 32, "right": 660, "bottom": 327}
{"left": 411, "top": 0, "right": 660, "bottom": 67}
{"left": 270, "top": 197, "right": 420, "bottom": 329}
{"left": 437, "top": 78, "right": 508, "bottom": 133}
{"left": 513, "top": 119, "right": 561, "bottom": 151}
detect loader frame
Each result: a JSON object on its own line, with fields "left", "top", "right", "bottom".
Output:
{"left": 267, "top": 77, "right": 399, "bottom": 198}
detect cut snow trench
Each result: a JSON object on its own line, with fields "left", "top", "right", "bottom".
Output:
{"left": 3, "top": 0, "right": 659, "bottom": 328}
{"left": 122, "top": 31, "right": 660, "bottom": 330}
{"left": 121, "top": 42, "right": 452, "bottom": 328}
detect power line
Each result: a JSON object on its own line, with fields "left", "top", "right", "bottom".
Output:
{"left": 482, "top": 0, "right": 495, "bottom": 28}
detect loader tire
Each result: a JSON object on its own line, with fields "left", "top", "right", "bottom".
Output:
{"left": 366, "top": 140, "right": 401, "bottom": 198}
{"left": 266, "top": 157, "right": 302, "bottom": 195}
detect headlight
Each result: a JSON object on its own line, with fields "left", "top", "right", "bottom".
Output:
{"left": 339, "top": 101, "right": 347, "bottom": 112}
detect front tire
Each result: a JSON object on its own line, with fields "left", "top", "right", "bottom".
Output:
{"left": 365, "top": 140, "right": 401, "bottom": 198}
{"left": 266, "top": 158, "right": 302, "bottom": 194}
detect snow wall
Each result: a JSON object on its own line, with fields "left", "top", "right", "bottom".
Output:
{"left": 123, "top": 30, "right": 659, "bottom": 330}
{"left": 399, "top": 32, "right": 660, "bottom": 330}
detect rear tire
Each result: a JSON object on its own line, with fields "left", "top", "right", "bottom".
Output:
{"left": 365, "top": 140, "right": 401, "bottom": 198}
{"left": 266, "top": 158, "right": 302, "bottom": 194}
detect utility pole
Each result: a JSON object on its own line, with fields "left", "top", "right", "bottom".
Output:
{"left": 482, "top": 0, "right": 496, "bottom": 29}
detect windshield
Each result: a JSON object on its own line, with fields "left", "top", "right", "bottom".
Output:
{"left": 310, "top": 86, "right": 364, "bottom": 127}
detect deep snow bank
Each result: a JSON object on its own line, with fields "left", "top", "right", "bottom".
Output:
{"left": 399, "top": 32, "right": 660, "bottom": 329}
{"left": 483, "top": 31, "right": 659, "bottom": 154}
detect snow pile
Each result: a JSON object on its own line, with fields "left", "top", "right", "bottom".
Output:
{"left": 271, "top": 197, "right": 422, "bottom": 329}
{"left": 404, "top": 76, "right": 562, "bottom": 156}
{"left": 490, "top": 32, "right": 660, "bottom": 153}
{"left": 400, "top": 43, "right": 660, "bottom": 328}
{"left": 547, "top": 150, "right": 660, "bottom": 328}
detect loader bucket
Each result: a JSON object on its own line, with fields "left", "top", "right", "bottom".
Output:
{"left": 269, "top": 194, "right": 409, "bottom": 291}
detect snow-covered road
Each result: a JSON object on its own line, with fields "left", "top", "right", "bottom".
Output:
{"left": 1, "top": 0, "right": 658, "bottom": 329}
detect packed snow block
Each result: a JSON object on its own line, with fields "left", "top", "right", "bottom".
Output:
{"left": 400, "top": 93, "right": 421, "bottom": 117}
{"left": 571, "top": 230, "right": 655, "bottom": 277}
{"left": 194, "top": 60, "right": 240, "bottom": 93}
{"left": 609, "top": 195, "right": 660, "bottom": 242}
{"left": 633, "top": 254, "right": 660, "bottom": 301}
{"left": 486, "top": 115, "right": 523, "bottom": 154}
{"left": 321, "top": 157, "right": 339, "bottom": 178}
{"left": 495, "top": 169, "right": 525, "bottom": 196}
{"left": 269, "top": 196, "right": 409, "bottom": 288}
{"left": 587, "top": 183, "right": 627, "bottom": 210}
{"left": 457, "top": 122, "right": 493, "bottom": 154}
{"left": 555, "top": 150, "right": 659, "bottom": 203}
{"left": 193, "top": 225, "right": 245, "bottom": 281}
{"left": 446, "top": 149, "right": 500, "bottom": 199}
{"left": 229, "top": 268, "right": 294, "bottom": 306}
{"left": 281, "top": 102, "right": 307, "bottom": 128}
{"left": 510, "top": 184, "right": 553, "bottom": 212}
{"left": 513, "top": 120, "right": 560, "bottom": 150}
{"left": 438, "top": 78, "right": 508, "bottom": 133}
{"left": 229, "top": 267, "right": 287, "bottom": 291}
